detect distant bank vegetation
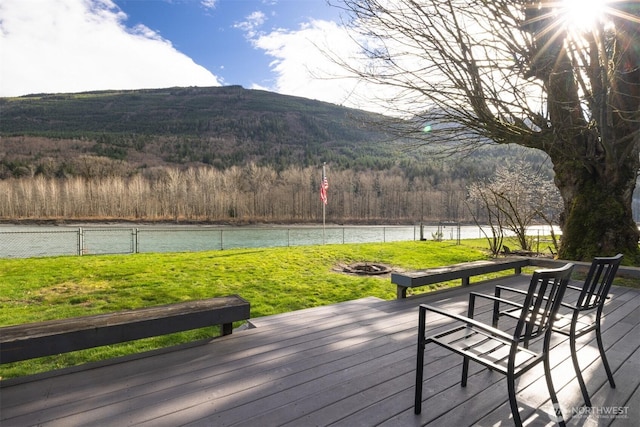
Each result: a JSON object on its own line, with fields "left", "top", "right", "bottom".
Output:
{"left": 0, "top": 163, "right": 472, "bottom": 223}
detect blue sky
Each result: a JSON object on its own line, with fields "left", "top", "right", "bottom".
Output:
{"left": 1, "top": 0, "right": 378, "bottom": 110}
{"left": 114, "top": 0, "right": 341, "bottom": 89}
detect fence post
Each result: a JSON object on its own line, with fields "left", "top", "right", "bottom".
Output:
{"left": 133, "top": 228, "right": 139, "bottom": 254}
{"left": 78, "top": 227, "right": 84, "bottom": 256}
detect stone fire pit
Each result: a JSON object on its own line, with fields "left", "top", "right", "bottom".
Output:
{"left": 342, "top": 262, "right": 392, "bottom": 275}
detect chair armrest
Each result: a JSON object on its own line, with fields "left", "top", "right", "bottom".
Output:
{"left": 419, "top": 304, "right": 513, "bottom": 341}
{"left": 495, "top": 285, "right": 528, "bottom": 297}
{"left": 560, "top": 301, "right": 580, "bottom": 310}
{"left": 469, "top": 292, "right": 525, "bottom": 310}
{"left": 564, "top": 284, "right": 611, "bottom": 304}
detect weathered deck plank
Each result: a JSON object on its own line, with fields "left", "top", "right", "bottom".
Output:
{"left": 1, "top": 275, "right": 637, "bottom": 427}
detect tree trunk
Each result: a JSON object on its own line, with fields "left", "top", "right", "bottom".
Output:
{"left": 553, "top": 152, "right": 639, "bottom": 261}
{"left": 529, "top": 3, "right": 640, "bottom": 262}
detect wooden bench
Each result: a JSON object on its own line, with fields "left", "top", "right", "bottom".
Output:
{"left": 392, "top": 256, "right": 640, "bottom": 299}
{"left": 0, "top": 295, "right": 250, "bottom": 364}
{"left": 391, "top": 258, "right": 530, "bottom": 299}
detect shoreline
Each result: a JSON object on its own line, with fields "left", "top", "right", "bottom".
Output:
{"left": 0, "top": 218, "right": 439, "bottom": 227}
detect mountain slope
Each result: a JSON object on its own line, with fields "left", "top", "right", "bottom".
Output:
{"left": 0, "top": 86, "right": 398, "bottom": 175}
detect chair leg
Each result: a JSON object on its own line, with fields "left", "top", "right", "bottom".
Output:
{"left": 570, "top": 331, "right": 592, "bottom": 407}
{"left": 492, "top": 288, "right": 501, "bottom": 327}
{"left": 415, "top": 309, "right": 427, "bottom": 414}
{"left": 595, "top": 323, "right": 616, "bottom": 388}
{"left": 461, "top": 356, "right": 469, "bottom": 387}
{"left": 415, "top": 343, "right": 425, "bottom": 414}
{"left": 507, "top": 374, "right": 523, "bottom": 427}
{"left": 544, "top": 353, "right": 566, "bottom": 427}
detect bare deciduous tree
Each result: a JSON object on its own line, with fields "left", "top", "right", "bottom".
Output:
{"left": 334, "top": 0, "right": 639, "bottom": 261}
{"left": 467, "top": 160, "right": 562, "bottom": 255}
{"left": 466, "top": 180, "right": 506, "bottom": 256}
{"left": 0, "top": 165, "right": 468, "bottom": 223}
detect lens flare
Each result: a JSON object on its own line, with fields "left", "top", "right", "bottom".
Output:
{"left": 560, "top": 0, "right": 608, "bottom": 32}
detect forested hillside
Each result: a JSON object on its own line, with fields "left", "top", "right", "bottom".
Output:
{"left": 0, "top": 85, "right": 566, "bottom": 223}
{"left": 0, "top": 86, "right": 405, "bottom": 176}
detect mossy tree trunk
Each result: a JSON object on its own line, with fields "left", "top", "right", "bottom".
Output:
{"left": 553, "top": 155, "right": 639, "bottom": 261}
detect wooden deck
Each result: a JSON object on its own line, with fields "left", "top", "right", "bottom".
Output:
{"left": 1, "top": 275, "right": 638, "bottom": 426}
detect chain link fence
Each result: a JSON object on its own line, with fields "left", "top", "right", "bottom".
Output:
{"left": 0, "top": 224, "right": 560, "bottom": 259}
{"left": 0, "top": 225, "right": 426, "bottom": 259}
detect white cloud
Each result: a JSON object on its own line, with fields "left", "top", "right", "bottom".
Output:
{"left": 234, "top": 10, "right": 267, "bottom": 39}
{"left": 0, "top": 0, "right": 221, "bottom": 97}
{"left": 200, "top": 0, "right": 218, "bottom": 10}
{"left": 252, "top": 19, "right": 396, "bottom": 114}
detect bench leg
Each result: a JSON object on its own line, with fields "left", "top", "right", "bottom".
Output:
{"left": 221, "top": 323, "right": 233, "bottom": 336}
{"left": 397, "top": 286, "right": 408, "bottom": 299}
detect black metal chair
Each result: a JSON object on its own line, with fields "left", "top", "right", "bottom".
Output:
{"left": 492, "top": 254, "right": 623, "bottom": 407}
{"left": 415, "top": 263, "right": 574, "bottom": 427}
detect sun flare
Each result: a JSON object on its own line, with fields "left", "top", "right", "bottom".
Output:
{"left": 559, "top": 0, "right": 609, "bottom": 32}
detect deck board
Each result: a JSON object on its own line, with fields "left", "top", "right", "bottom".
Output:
{"left": 1, "top": 275, "right": 638, "bottom": 426}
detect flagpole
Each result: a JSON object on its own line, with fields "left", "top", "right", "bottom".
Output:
{"left": 322, "top": 163, "right": 326, "bottom": 244}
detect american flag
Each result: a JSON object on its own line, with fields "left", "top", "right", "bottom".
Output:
{"left": 320, "top": 174, "right": 328, "bottom": 205}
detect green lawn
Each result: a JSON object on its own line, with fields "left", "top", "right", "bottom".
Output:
{"left": 2, "top": 237, "right": 635, "bottom": 379}
{"left": 1, "top": 240, "right": 490, "bottom": 378}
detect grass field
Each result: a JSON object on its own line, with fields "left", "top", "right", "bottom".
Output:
{"left": 1, "top": 238, "right": 636, "bottom": 379}
{"left": 1, "top": 240, "right": 493, "bottom": 378}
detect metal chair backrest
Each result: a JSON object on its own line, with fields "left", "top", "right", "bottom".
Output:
{"left": 575, "top": 254, "right": 623, "bottom": 311}
{"left": 514, "top": 263, "right": 574, "bottom": 342}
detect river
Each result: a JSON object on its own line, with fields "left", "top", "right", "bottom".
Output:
{"left": 0, "top": 223, "right": 559, "bottom": 258}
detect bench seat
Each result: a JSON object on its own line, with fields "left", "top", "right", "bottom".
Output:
{"left": 0, "top": 295, "right": 250, "bottom": 364}
{"left": 391, "top": 258, "right": 530, "bottom": 299}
